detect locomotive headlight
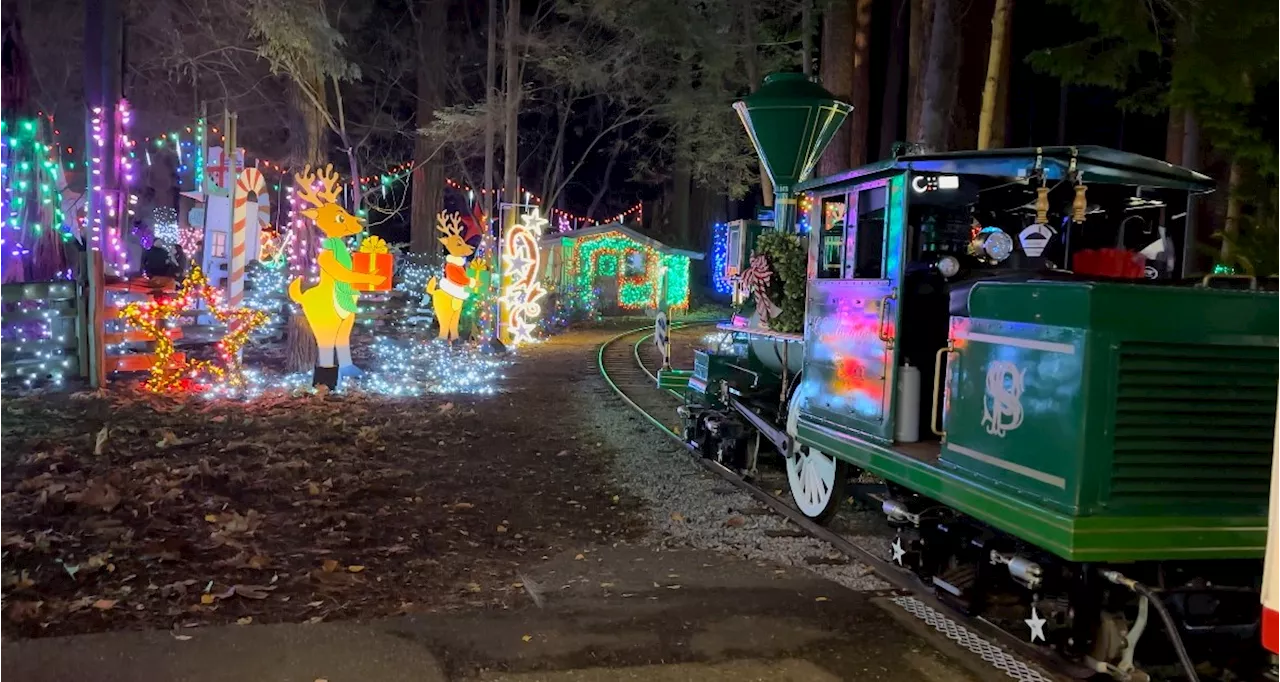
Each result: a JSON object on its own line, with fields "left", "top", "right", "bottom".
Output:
{"left": 936, "top": 255, "right": 960, "bottom": 278}
{"left": 977, "top": 227, "right": 1014, "bottom": 263}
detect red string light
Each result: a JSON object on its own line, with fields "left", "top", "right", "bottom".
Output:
{"left": 132, "top": 120, "right": 645, "bottom": 227}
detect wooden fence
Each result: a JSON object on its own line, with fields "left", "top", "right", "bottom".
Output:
{"left": 0, "top": 250, "right": 124, "bottom": 388}
{"left": 101, "top": 279, "right": 183, "bottom": 374}
{"left": 0, "top": 278, "right": 87, "bottom": 385}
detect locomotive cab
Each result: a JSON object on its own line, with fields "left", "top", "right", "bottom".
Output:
{"left": 791, "top": 146, "right": 1274, "bottom": 461}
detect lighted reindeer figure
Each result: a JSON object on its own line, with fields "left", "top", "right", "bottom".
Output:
{"left": 288, "top": 164, "right": 386, "bottom": 389}
{"left": 426, "top": 209, "right": 485, "bottom": 343}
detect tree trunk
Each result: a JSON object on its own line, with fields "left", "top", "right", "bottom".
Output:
{"left": 672, "top": 53, "right": 693, "bottom": 240}
{"left": 483, "top": 0, "right": 498, "bottom": 221}
{"left": 800, "top": 0, "right": 813, "bottom": 76}
{"left": 585, "top": 136, "right": 621, "bottom": 220}
{"left": 1220, "top": 160, "right": 1242, "bottom": 262}
{"left": 740, "top": 0, "right": 773, "bottom": 207}
{"left": 329, "top": 78, "right": 362, "bottom": 217}
{"left": 541, "top": 97, "right": 572, "bottom": 208}
{"left": 818, "top": 0, "right": 854, "bottom": 176}
{"left": 672, "top": 147, "right": 692, "bottom": 240}
{"left": 848, "top": 0, "right": 873, "bottom": 167}
{"left": 285, "top": 74, "right": 326, "bottom": 373}
{"left": 1180, "top": 112, "right": 1205, "bottom": 274}
{"left": 411, "top": 0, "right": 446, "bottom": 258}
{"left": 1056, "top": 81, "right": 1068, "bottom": 144}
{"left": 1164, "top": 107, "right": 1185, "bottom": 165}
{"left": 914, "top": 0, "right": 958, "bottom": 151}
{"left": 878, "top": 0, "right": 909, "bottom": 159}
{"left": 989, "top": 0, "right": 1013, "bottom": 148}
{"left": 906, "top": 0, "right": 934, "bottom": 145}
{"left": 977, "top": 0, "right": 1011, "bottom": 150}
{"left": 502, "top": 0, "right": 521, "bottom": 221}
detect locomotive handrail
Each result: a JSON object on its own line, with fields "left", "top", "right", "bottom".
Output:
{"left": 877, "top": 289, "right": 897, "bottom": 349}
{"left": 931, "top": 343, "right": 955, "bottom": 438}
{"left": 1198, "top": 273, "right": 1259, "bottom": 290}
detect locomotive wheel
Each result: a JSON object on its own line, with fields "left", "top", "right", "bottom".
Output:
{"left": 786, "top": 445, "right": 847, "bottom": 524}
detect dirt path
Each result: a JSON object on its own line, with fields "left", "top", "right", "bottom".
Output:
{"left": 1, "top": 323, "right": 648, "bottom": 638}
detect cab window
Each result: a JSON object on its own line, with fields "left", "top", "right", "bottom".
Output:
{"left": 817, "top": 196, "right": 847, "bottom": 279}
{"left": 846, "top": 186, "right": 887, "bottom": 279}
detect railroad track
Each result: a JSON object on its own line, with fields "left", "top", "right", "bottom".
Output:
{"left": 599, "top": 323, "right": 1073, "bottom": 682}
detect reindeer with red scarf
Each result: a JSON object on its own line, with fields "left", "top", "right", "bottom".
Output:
{"left": 426, "top": 206, "right": 487, "bottom": 343}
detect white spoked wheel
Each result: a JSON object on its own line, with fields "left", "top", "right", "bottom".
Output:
{"left": 786, "top": 445, "right": 846, "bottom": 524}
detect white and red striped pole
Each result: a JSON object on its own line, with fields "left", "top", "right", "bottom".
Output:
{"left": 1262, "top": 392, "right": 1279, "bottom": 656}
{"left": 228, "top": 166, "right": 266, "bottom": 308}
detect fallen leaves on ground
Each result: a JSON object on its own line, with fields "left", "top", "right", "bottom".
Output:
{"left": 1, "top": 337, "right": 646, "bottom": 638}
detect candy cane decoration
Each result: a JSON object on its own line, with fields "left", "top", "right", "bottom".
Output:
{"left": 229, "top": 167, "right": 267, "bottom": 308}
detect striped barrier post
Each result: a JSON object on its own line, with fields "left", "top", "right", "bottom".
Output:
{"left": 656, "top": 311, "right": 670, "bottom": 371}
{"left": 229, "top": 167, "right": 266, "bottom": 308}
{"left": 1262, "top": 396, "right": 1279, "bottom": 655}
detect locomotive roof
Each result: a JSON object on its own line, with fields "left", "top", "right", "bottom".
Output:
{"left": 795, "top": 145, "right": 1215, "bottom": 194}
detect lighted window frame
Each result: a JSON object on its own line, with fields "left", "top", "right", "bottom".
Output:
{"left": 211, "top": 231, "right": 228, "bottom": 258}
{"left": 816, "top": 196, "right": 846, "bottom": 280}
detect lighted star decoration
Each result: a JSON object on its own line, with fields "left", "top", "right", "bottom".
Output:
{"left": 501, "top": 209, "right": 548, "bottom": 345}
{"left": 1025, "top": 605, "right": 1047, "bottom": 643}
{"left": 121, "top": 267, "right": 268, "bottom": 393}
{"left": 890, "top": 536, "right": 906, "bottom": 566}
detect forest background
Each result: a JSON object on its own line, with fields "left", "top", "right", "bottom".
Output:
{"left": 4, "top": 0, "right": 1275, "bottom": 277}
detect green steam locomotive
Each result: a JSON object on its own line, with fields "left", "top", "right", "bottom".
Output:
{"left": 677, "top": 73, "right": 1278, "bottom": 680}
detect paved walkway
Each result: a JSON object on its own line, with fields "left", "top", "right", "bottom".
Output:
{"left": 4, "top": 545, "right": 995, "bottom": 682}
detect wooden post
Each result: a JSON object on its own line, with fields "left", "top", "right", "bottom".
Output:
{"left": 226, "top": 111, "right": 239, "bottom": 256}
{"left": 75, "top": 250, "right": 90, "bottom": 378}
{"left": 87, "top": 249, "right": 107, "bottom": 387}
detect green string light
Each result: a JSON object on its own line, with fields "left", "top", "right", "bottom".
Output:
{"left": 568, "top": 231, "right": 691, "bottom": 311}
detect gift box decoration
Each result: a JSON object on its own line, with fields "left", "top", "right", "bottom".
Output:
{"left": 352, "top": 236, "right": 393, "bottom": 291}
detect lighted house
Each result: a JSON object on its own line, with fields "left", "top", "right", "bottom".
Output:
{"left": 540, "top": 224, "right": 702, "bottom": 314}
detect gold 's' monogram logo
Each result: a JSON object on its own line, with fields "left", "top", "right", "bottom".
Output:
{"left": 982, "top": 361, "right": 1025, "bottom": 437}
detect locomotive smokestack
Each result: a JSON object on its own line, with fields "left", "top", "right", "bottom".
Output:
{"left": 733, "top": 73, "right": 852, "bottom": 234}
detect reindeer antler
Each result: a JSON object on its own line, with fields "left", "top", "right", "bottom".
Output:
{"left": 294, "top": 163, "right": 344, "bottom": 209}
{"left": 436, "top": 212, "right": 464, "bottom": 237}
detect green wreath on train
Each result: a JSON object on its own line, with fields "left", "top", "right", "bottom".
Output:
{"left": 736, "top": 231, "right": 807, "bottom": 334}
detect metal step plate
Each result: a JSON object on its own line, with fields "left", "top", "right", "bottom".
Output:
{"left": 891, "top": 595, "right": 1055, "bottom": 682}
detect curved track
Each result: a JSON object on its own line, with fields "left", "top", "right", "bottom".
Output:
{"left": 599, "top": 323, "right": 1070, "bottom": 682}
